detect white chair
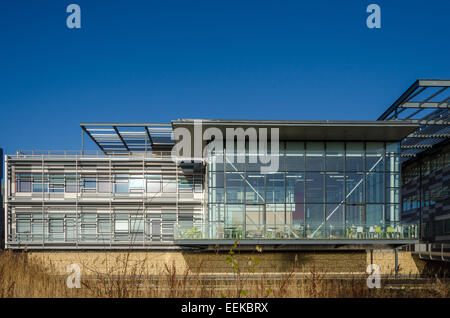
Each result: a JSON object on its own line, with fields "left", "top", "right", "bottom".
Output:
{"left": 356, "top": 226, "right": 364, "bottom": 238}
{"left": 369, "top": 226, "right": 375, "bottom": 238}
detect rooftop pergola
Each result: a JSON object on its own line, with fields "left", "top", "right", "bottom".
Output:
{"left": 80, "top": 123, "right": 174, "bottom": 154}
{"left": 377, "top": 79, "right": 450, "bottom": 160}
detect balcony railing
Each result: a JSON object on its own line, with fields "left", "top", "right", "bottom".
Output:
{"left": 174, "top": 222, "right": 419, "bottom": 241}
{"left": 8, "top": 150, "right": 173, "bottom": 159}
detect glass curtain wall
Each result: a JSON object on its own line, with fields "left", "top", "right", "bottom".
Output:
{"left": 207, "top": 141, "right": 401, "bottom": 239}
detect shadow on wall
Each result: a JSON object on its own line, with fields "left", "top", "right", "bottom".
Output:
{"left": 412, "top": 255, "right": 450, "bottom": 276}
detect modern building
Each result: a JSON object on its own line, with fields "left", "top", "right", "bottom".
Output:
{"left": 3, "top": 119, "right": 420, "bottom": 250}
{"left": 3, "top": 79, "right": 448, "bottom": 251}
{"left": 378, "top": 79, "right": 450, "bottom": 255}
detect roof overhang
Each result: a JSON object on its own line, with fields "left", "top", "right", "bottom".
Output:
{"left": 377, "top": 79, "right": 450, "bottom": 161}
{"left": 172, "top": 119, "right": 419, "bottom": 141}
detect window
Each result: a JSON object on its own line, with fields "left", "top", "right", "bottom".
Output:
{"left": 386, "top": 142, "right": 400, "bottom": 154}
{"left": 286, "top": 142, "right": 305, "bottom": 171}
{"left": 326, "top": 172, "right": 344, "bottom": 203}
{"left": 162, "top": 176, "right": 176, "bottom": 193}
{"left": 226, "top": 172, "right": 245, "bottom": 203}
{"left": 49, "top": 175, "right": 65, "bottom": 193}
{"left": 386, "top": 188, "right": 400, "bottom": 203}
{"left": 32, "top": 183, "right": 48, "bottom": 193}
{"left": 17, "top": 219, "right": 31, "bottom": 233}
{"left": 178, "top": 176, "right": 193, "bottom": 192}
{"left": 98, "top": 219, "right": 111, "bottom": 233}
{"left": 209, "top": 187, "right": 224, "bottom": 203}
{"left": 225, "top": 204, "right": 244, "bottom": 228}
{"left": 130, "top": 218, "right": 144, "bottom": 233}
{"left": 31, "top": 174, "right": 49, "bottom": 193}
{"left": 345, "top": 173, "right": 364, "bottom": 203}
{"left": 306, "top": 142, "right": 325, "bottom": 171}
{"left": 194, "top": 175, "right": 203, "bottom": 193}
{"left": 366, "top": 172, "right": 384, "bottom": 203}
{"left": 305, "top": 172, "right": 324, "bottom": 203}
{"left": 366, "top": 205, "right": 383, "bottom": 225}
{"left": 208, "top": 204, "right": 224, "bottom": 223}
{"left": 129, "top": 176, "right": 144, "bottom": 192}
{"left": 65, "top": 175, "right": 79, "bottom": 193}
{"left": 286, "top": 173, "right": 304, "bottom": 203}
{"left": 146, "top": 175, "right": 161, "bottom": 193}
{"left": 346, "top": 142, "right": 364, "bottom": 172}
{"left": 386, "top": 204, "right": 400, "bottom": 223}
{"left": 326, "top": 142, "right": 344, "bottom": 171}
{"left": 82, "top": 176, "right": 97, "bottom": 191}
{"left": 98, "top": 177, "right": 111, "bottom": 193}
{"left": 366, "top": 142, "right": 384, "bottom": 172}
{"left": 266, "top": 204, "right": 285, "bottom": 227}
{"left": 49, "top": 219, "right": 64, "bottom": 233}
{"left": 115, "top": 220, "right": 129, "bottom": 233}
{"left": 266, "top": 173, "right": 284, "bottom": 203}
{"left": 81, "top": 224, "right": 96, "bottom": 235}
{"left": 246, "top": 174, "right": 265, "bottom": 203}
{"left": 326, "top": 204, "right": 344, "bottom": 224}
{"left": 17, "top": 174, "right": 31, "bottom": 192}
{"left": 114, "top": 175, "right": 129, "bottom": 193}
{"left": 305, "top": 204, "right": 324, "bottom": 234}
{"left": 346, "top": 205, "right": 365, "bottom": 225}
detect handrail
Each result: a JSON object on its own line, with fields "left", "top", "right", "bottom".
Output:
{"left": 174, "top": 221, "right": 419, "bottom": 240}
{"left": 8, "top": 150, "right": 174, "bottom": 159}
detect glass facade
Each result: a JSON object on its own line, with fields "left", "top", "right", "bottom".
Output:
{"left": 206, "top": 141, "right": 403, "bottom": 239}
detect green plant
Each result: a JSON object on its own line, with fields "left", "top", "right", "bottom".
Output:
{"left": 183, "top": 226, "right": 202, "bottom": 239}
{"left": 224, "top": 240, "right": 263, "bottom": 298}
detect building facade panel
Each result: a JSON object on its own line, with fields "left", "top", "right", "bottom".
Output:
{"left": 5, "top": 155, "right": 205, "bottom": 248}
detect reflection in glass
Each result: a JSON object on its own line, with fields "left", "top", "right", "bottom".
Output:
{"left": 386, "top": 154, "right": 400, "bottom": 172}
{"left": 326, "top": 204, "right": 344, "bottom": 238}
{"left": 306, "top": 142, "right": 325, "bottom": 171}
{"left": 366, "top": 142, "right": 384, "bottom": 172}
{"left": 345, "top": 173, "right": 364, "bottom": 203}
{"left": 305, "top": 172, "right": 324, "bottom": 203}
{"left": 326, "top": 172, "right": 344, "bottom": 203}
{"left": 386, "top": 188, "right": 400, "bottom": 203}
{"left": 226, "top": 172, "right": 245, "bottom": 203}
{"left": 346, "top": 205, "right": 364, "bottom": 225}
{"left": 245, "top": 205, "right": 264, "bottom": 234}
{"left": 366, "top": 204, "right": 383, "bottom": 225}
{"left": 266, "top": 173, "right": 285, "bottom": 203}
{"left": 286, "top": 142, "right": 305, "bottom": 171}
{"left": 305, "top": 204, "right": 324, "bottom": 236}
{"left": 246, "top": 174, "right": 265, "bottom": 203}
{"left": 326, "top": 142, "right": 344, "bottom": 171}
{"left": 286, "top": 173, "right": 304, "bottom": 203}
{"left": 225, "top": 204, "right": 244, "bottom": 228}
{"left": 386, "top": 172, "right": 400, "bottom": 188}
{"left": 346, "top": 142, "right": 364, "bottom": 171}
{"left": 366, "top": 172, "right": 384, "bottom": 203}
{"left": 386, "top": 204, "right": 400, "bottom": 223}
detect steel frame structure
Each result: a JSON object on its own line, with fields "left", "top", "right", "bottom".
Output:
{"left": 378, "top": 79, "right": 450, "bottom": 161}
{"left": 80, "top": 123, "right": 174, "bottom": 155}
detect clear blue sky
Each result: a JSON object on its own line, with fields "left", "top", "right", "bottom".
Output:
{"left": 0, "top": 0, "right": 449, "bottom": 154}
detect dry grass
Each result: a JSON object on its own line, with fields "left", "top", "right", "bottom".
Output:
{"left": 0, "top": 249, "right": 449, "bottom": 298}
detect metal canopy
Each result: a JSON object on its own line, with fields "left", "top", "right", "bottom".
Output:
{"left": 80, "top": 123, "right": 174, "bottom": 154}
{"left": 378, "top": 79, "right": 450, "bottom": 160}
